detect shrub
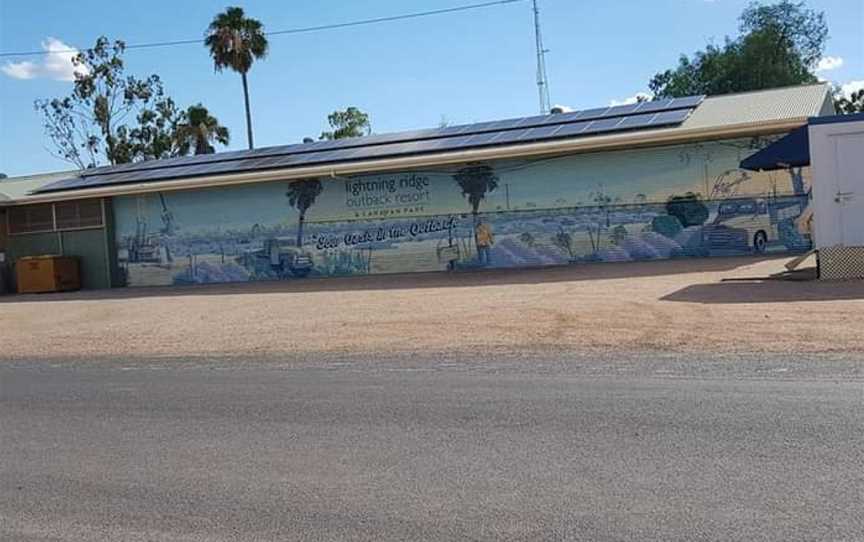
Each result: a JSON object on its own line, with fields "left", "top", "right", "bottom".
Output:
{"left": 666, "top": 192, "right": 709, "bottom": 227}
{"left": 651, "top": 215, "right": 683, "bottom": 238}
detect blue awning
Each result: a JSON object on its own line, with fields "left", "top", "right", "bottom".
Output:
{"left": 740, "top": 125, "right": 810, "bottom": 171}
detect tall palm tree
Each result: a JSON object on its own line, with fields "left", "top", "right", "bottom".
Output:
{"left": 205, "top": 6, "right": 268, "bottom": 150}
{"left": 286, "top": 179, "right": 323, "bottom": 248}
{"left": 174, "top": 104, "right": 230, "bottom": 155}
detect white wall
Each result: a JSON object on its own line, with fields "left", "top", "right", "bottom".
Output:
{"left": 809, "top": 118, "right": 864, "bottom": 248}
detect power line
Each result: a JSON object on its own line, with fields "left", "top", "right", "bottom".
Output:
{"left": 0, "top": 0, "right": 524, "bottom": 58}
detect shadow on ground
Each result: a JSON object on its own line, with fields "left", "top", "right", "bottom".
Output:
{"left": 1, "top": 255, "right": 781, "bottom": 303}
{"left": 661, "top": 279, "right": 864, "bottom": 304}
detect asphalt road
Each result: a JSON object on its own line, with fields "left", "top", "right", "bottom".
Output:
{"left": 1, "top": 353, "right": 862, "bottom": 541}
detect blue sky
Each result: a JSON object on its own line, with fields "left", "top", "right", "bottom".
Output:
{"left": 1, "top": 0, "right": 861, "bottom": 176}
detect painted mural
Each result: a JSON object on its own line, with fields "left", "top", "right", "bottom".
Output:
{"left": 112, "top": 137, "right": 812, "bottom": 287}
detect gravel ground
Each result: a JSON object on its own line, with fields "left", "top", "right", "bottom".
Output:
{"left": 2, "top": 255, "right": 863, "bottom": 360}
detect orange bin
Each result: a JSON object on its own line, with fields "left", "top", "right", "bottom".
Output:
{"left": 16, "top": 255, "right": 80, "bottom": 294}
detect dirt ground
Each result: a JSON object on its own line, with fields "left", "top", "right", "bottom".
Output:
{"left": 2, "top": 255, "right": 863, "bottom": 360}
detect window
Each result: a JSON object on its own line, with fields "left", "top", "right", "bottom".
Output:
{"left": 55, "top": 199, "right": 103, "bottom": 230}
{"left": 8, "top": 199, "right": 103, "bottom": 235}
{"left": 738, "top": 202, "right": 756, "bottom": 214}
{"left": 8, "top": 204, "right": 54, "bottom": 234}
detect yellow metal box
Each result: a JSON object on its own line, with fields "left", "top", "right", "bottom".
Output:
{"left": 15, "top": 255, "right": 80, "bottom": 294}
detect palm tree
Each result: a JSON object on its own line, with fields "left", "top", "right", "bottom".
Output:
{"left": 174, "top": 104, "right": 230, "bottom": 155}
{"left": 453, "top": 164, "right": 499, "bottom": 258}
{"left": 453, "top": 164, "right": 499, "bottom": 227}
{"left": 286, "top": 179, "right": 323, "bottom": 248}
{"left": 205, "top": 6, "right": 268, "bottom": 150}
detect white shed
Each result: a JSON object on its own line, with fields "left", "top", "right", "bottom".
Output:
{"left": 809, "top": 115, "right": 864, "bottom": 248}
{"left": 809, "top": 114, "right": 864, "bottom": 279}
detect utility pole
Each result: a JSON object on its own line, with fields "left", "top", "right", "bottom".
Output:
{"left": 533, "top": 0, "right": 551, "bottom": 114}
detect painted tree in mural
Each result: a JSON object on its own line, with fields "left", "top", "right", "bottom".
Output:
{"left": 453, "top": 164, "right": 499, "bottom": 223}
{"left": 788, "top": 167, "right": 806, "bottom": 195}
{"left": 552, "top": 227, "right": 576, "bottom": 261}
{"left": 205, "top": 6, "right": 269, "bottom": 150}
{"left": 453, "top": 164, "right": 499, "bottom": 255}
{"left": 286, "top": 179, "right": 323, "bottom": 248}
{"left": 666, "top": 193, "right": 709, "bottom": 227}
{"left": 587, "top": 187, "right": 620, "bottom": 252}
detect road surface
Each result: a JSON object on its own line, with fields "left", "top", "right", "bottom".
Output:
{"left": 2, "top": 353, "right": 862, "bottom": 541}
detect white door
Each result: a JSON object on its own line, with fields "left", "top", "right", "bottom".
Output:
{"left": 831, "top": 132, "right": 864, "bottom": 246}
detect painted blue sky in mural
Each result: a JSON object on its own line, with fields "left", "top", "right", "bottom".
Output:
{"left": 2, "top": 0, "right": 862, "bottom": 176}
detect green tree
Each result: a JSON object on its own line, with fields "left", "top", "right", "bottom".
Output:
{"left": 835, "top": 88, "right": 864, "bottom": 114}
{"left": 649, "top": 1, "right": 827, "bottom": 98}
{"left": 34, "top": 37, "right": 184, "bottom": 169}
{"left": 205, "top": 6, "right": 269, "bottom": 150}
{"left": 174, "top": 104, "right": 230, "bottom": 155}
{"left": 666, "top": 192, "right": 709, "bottom": 227}
{"left": 128, "top": 97, "right": 185, "bottom": 161}
{"left": 286, "top": 179, "right": 323, "bottom": 248}
{"left": 320, "top": 107, "right": 371, "bottom": 140}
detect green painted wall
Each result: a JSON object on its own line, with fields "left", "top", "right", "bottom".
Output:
{"left": 59, "top": 229, "right": 111, "bottom": 289}
{"left": 6, "top": 227, "right": 111, "bottom": 290}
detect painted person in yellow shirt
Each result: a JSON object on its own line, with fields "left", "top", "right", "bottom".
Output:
{"left": 475, "top": 219, "right": 494, "bottom": 266}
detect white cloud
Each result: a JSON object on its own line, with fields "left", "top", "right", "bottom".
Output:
{"left": 1, "top": 38, "right": 87, "bottom": 81}
{"left": 1, "top": 60, "right": 39, "bottom": 79}
{"left": 840, "top": 80, "right": 864, "bottom": 98}
{"left": 609, "top": 92, "right": 651, "bottom": 106}
{"left": 816, "top": 56, "right": 844, "bottom": 72}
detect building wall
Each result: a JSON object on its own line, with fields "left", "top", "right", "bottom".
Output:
{"left": 4, "top": 229, "right": 111, "bottom": 290}
{"left": 112, "top": 136, "right": 812, "bottom": 287}
{"left": 0, "top": 209, "right": 8, "bottom": 293}
{"left": 0, "top": 209, "right": 7, "bottom": 251}
{"left": 4, "top": 199, "right": 113, "bottom": 291}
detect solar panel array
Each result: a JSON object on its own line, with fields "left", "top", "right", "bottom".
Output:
{"left": 39, "top": 95, "right": 704, "bottom": 193}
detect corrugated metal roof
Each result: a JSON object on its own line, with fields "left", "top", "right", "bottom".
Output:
{"left": 680, "top": 83, "right": 832, "bottom": 130}
{"left": 0, "top": 171, "right": 78, "bottom": 204}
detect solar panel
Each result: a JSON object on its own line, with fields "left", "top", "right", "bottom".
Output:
{"left": 606, "top": 103, "right": 642, "bottom": 116}
{"left": 37, "top": 94, "right": 703, "bottom": 193}
{"left": 669, "top": 95, "right": 704, "bottom": 109}
{"left": 651, "top": 108, "right": 693, "bottom": 124}
{"left": 463, "top": 132, "right": 505, "bottom": 146}
{"left": 571, "top": 107, "right": 611, "bottom": 121}
{"left": 615, "top": 113, "right": 656, "bottom": 130}
{"left": 585, "top": 117, "right": 627, "bottom": 132}
{"left": 552, "top": 121, "right": 591, "bottom": 138}
{"left": 520, "top": 124, "right": 567, "bottom": 140}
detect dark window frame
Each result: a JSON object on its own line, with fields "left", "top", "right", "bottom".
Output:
{"left": 7, "top": 199, "right": 104, "bottom": 236}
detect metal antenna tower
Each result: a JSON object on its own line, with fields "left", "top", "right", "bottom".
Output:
{"left": 532, "top": 0, "right": 551, "bottom": 114}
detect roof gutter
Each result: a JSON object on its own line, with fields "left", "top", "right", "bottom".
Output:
{"left": 12, "top": 117, "right": 808, "bottom": 205}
